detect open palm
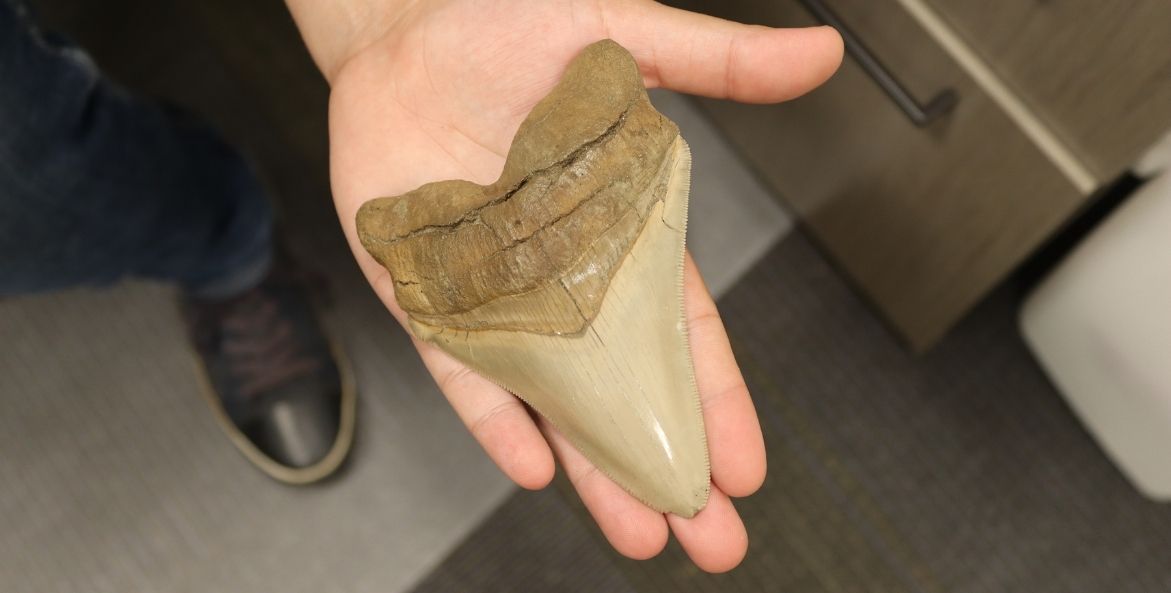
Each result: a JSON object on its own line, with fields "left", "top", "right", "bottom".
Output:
{"left": 323, "top": 0, "right": 842, "bottom": 573}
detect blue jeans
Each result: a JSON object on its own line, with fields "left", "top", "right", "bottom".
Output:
{"left": 0, "top": 0, "right": 273, "bottom": 299}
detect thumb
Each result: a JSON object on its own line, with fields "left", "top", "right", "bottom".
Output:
{"left": 601, "top": 0, "right": 844, "bottom": 103}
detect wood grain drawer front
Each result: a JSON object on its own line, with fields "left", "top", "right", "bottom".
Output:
{"left": 670, "top": 0, "right": 1084, "bottom": 349}
{"left": 923, "top": 0, "right": 1171, "bottom": 182}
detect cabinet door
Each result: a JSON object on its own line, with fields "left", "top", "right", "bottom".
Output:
{"left": 923, "top": 0, "right": 1171, "bottom": 181}
{"left": 669, "top": 0, "right": 1084, "bottom": 350}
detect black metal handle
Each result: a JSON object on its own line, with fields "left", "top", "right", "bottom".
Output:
{"left": 797, "top": 0, "right": 958, "bottom": 127}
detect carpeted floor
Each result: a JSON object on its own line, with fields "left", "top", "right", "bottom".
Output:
{"left": 411, "top": 232, "right": 1171, "bottom": 593}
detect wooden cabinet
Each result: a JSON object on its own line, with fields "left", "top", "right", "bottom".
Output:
{"left": 924, "top": 0, "right": 1171, "bottom": 181}
{"left": 668, "top": 0, "right": 1170, "bottom": 350}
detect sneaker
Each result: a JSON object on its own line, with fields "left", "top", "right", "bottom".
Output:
{"left": 181, "top": 257, "right": 355, "bottom": 484}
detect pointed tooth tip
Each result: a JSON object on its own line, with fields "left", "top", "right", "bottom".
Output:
{"left": 657, "top": 484, "right": 710, "bottom": 519}
{"left": 636, "top": 459, "right": 710, "bottom": 518}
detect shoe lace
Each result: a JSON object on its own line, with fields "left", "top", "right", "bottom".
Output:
{"left": 219, "top": 290, "right": 322, "bottom": 399}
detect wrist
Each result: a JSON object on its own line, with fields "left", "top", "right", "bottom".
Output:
{"left": 284, "top": 0, "right": 424, "bottom": 84}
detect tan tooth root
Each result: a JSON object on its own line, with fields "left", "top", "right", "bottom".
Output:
{"left": 357, "top": 40, "right": 709, "bottom": 517}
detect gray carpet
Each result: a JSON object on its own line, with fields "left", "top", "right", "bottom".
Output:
{"left": 411, "top": 232, "right": 1171, "bottom": 593}
{"left": 406, "top": 488, "right": 639, "bottom": 593}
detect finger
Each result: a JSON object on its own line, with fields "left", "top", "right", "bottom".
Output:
{"left": 416, "top": 340, "right": 556, "bottom": 490}
{"left": 666, "top": 486, "right": 749, "bottom": 573}
{"left": 368, "top": 263, "right": 556, "bottom": 491}
{"left": 684, "top": 253, "right": 766, "bottom": 497}
{"left": 601, "top": 0, "right": 844, "bottom": 103}
{"left": 539, "top": 417, "right": 669, "bottom": 560}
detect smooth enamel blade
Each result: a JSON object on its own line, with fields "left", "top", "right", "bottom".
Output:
{"left": 357, "top": 40, "right": 710, "bottom": 516}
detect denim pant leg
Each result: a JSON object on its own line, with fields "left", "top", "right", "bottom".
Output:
{"left": 0, "top": 0, "right": 273, "bottom": 299}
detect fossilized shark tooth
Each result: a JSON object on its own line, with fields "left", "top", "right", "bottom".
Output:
{"left": 356, "top": 40, "right": 709, "bottom": 517}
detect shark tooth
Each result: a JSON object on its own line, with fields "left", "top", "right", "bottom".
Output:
{"left": 356, "top": 40, "right": 709, "bottom": 517}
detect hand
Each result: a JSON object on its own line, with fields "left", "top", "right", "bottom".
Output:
{"left": 306, "top": 0, "right": 842, "bottom": 573}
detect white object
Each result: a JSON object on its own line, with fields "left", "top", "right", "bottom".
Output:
{"left": 1135, "top": 128, "right": 1171, "bottom": 178}
{"left": 1021, "top": 170, "right": 1171, "bottom": 499}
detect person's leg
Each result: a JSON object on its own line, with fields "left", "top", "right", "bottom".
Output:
{"left": 0, "top": 0, "right": 353, "bottom": 482}
{"left": 0, "top": 0, "right": 271, "bottom": 298}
